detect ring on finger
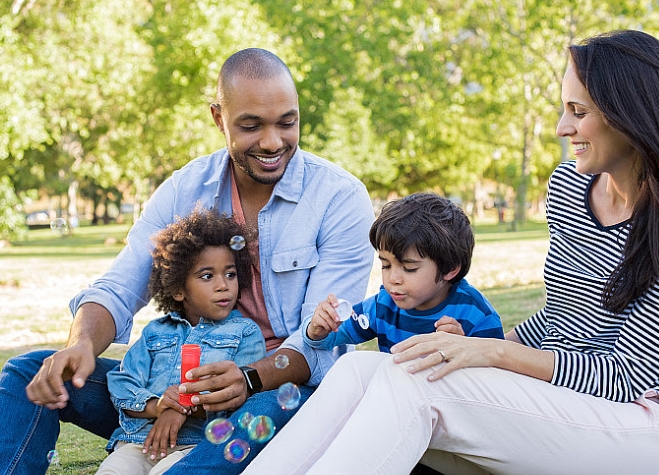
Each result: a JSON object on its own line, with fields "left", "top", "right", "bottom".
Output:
{"left": 436, "top": 349, "right": 446, "bottom": 363}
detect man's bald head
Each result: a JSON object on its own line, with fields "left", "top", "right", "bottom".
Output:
{"left": 215, "top": 48, "right": 295, "bottom": 108}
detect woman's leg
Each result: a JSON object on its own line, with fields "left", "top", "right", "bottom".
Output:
{"left": 241, "top": 351, "right": 389, "bottom": 475}
{"left": 304, "top": 356, "right": 659, "bottom": 475}
{"left": 0, "top": 350, "right": 120, "bottom": 475}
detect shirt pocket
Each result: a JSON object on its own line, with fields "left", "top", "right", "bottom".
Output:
{"left": 145, "top": 334, "right": 179, "bottom": 372}
{"left": 201, "top": 335, "right": 242, "bottom": 363}
{"left": 271, "top": 245, "right": 319, "bottom": 273}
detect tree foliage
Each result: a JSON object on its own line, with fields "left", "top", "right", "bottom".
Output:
{"left": 2, "top": 0, "right": 659, "bottom": 238}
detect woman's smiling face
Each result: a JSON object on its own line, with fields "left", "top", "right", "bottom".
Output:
{"left": 556, "top": 62, "right": 636, "bottom": 176}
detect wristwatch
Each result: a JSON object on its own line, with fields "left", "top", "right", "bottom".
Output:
{"left": 239, "top": 366, "right": 263, "bottom": 396}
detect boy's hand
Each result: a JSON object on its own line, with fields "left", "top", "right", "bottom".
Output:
{"left": 434, "top": 316, "right": 464, "bottom": 336}
{"left": 143, "top": 408, "right": 186, "bottom": 460}
{"left": 307, "top": 294, "right": 342, "bottom": 340}
{"left": 157, "top": 385, "right": 193, "bottom": 416}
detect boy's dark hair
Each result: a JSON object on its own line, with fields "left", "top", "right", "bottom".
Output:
{"left": 148, "top": 207, "right": 252, "bottom": 314}
{"left": 369, "top": 192, "right": 474, "bottom": 283}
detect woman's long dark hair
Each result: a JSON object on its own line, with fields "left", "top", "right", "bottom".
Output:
{"left": 569, "top": 30, "right": 659, "bottom": 313}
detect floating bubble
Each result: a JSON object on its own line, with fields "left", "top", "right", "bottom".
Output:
{"left": 237, "top": 412, "right": 254, "bottom": 430}
{"left": 276, "top": 382, "right": 301, "bottom": 411}
{"left": 247, "top": 415, "right": 276, "bottom": 442}
{"left": 47, "top": 449, "right": 60, "bottom": 465}
{"left": 229, "top": 235, "right": 246, "bottom": 251}
{"left": 224, "top": 438, "right": 250, "bottom": 463}
{"left": 205, "top": 417, "right": 234, "bottom": 444}
{"left": 50, "top": 218, "right": 68, "bottom": 234}
{"left": 274, "top": 354, "right": 289, "bottom": 369}
{"left": 357, "top": 313, "right": 369, "bottom": 330}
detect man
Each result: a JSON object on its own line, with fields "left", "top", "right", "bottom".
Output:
{"left": 0, "top": 48, "right": 374, "bottom": 475}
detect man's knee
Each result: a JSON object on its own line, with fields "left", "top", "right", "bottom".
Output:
{"left": 1, "top": 350, "right": 55, "bottom": 384}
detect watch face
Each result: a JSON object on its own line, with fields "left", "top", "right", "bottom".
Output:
{"left": 241, "top": 366, "right": 263, "bottom": 393}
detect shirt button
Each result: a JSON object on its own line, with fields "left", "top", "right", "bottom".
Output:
{"left": 292, "top": 260, "right": 298, "bottom": 267}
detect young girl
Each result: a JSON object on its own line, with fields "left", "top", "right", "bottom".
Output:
{"left": 96, "top": 208, "right": 266, "bottom": 475}
{"left": 243, "top": 192, "right": 503, "bottom": 475}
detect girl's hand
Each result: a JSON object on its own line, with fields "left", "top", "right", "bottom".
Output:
{"left": 434, "top": 316, "right": 464, "bottom": 336}
{"left": 307, "top": 294, "right": 342, "bottom": 340}
{"left": 391, "top": 332, "right": 501, "bottom": 381}
{"left": 157, "top": 385, "right": 192, "bottom": 416}
{"left": 143, "top": 409, "right": 186, "bottom": 460}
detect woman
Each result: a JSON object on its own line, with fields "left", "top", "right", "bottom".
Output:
{"left": 241, "top": 30, "right": 659, "bottom": 475}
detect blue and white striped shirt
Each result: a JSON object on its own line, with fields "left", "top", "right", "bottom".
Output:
{"left": 515, "top": 161, "right": 659, "bottom": 402}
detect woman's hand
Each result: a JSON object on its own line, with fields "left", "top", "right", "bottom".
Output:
{"left": 391, "top": 332, "right": 502, "bottom": 381}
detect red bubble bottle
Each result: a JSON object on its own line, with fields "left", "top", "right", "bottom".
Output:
{"left": 180, "top": 344, "right": 201, "bottom": 405}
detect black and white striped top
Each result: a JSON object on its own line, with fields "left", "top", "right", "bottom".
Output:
{"left": 515, "top": 161, "right": 659, "bottom": 402}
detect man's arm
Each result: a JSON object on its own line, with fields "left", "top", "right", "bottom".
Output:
{"left": 26, "top": 303, "right": 116, "bottom": 409}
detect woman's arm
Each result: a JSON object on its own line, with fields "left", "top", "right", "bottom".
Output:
{"left": 391, "top": 331, "right": 555, "bottom": 383}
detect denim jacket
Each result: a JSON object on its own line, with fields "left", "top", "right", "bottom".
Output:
{"left": 70, "top": 147, "right": 374, "bottom": 386}
{"left": 106, "top": 310, "right": 265, "bottom": 449}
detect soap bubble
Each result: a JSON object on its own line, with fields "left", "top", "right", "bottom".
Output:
{"left": 274, "top": 354, "right": 289, "bottom": 369}
{"left": 237, "top": 412, "right": 254, "bottom": 430}
{"left": 205, "top": 417, "right": 234, "bottom": 444}
{"left": 229, "top": 235, "right": 246, "bottom": 251}
{"left": 224, "top": 439, "right": 250, "bottom": 463}
{"left": 276, "top": 382, "right": 301, "bottom": 410}
{"left": 50, "top": 218, "right": 68, "bottom": 234}
{"left": 356, "top": 313, "right": 369, "bottom": 330}
{"left": 47, "top": 449, "right": 60, "bottom": 465}
{"left": 247, "top": 415, "right": 276, "bottom": 442}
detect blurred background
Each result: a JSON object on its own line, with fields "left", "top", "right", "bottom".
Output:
{"left": 2, "top": 0, "right": 657, "bottom": 241}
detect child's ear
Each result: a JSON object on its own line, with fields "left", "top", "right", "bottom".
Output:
{"left": 172, "top": 289, "right": 185, "bottom": 302}
{"left": 443, "top": 266, "right": 461, "bottom": 282}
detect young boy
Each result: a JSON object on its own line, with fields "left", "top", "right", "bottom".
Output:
{"left": 96, "top": 208, "right": 266, "bottom": 475}
{"left": 240, "top": 193, "right": 503, "bottom": 475}
{"left": 304, "top": 192, "right": 503, "bottom": 352}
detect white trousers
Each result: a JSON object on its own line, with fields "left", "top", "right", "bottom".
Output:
{"left": 95, "top": 442, "right": 195, "bottom": 475}
{"left": 242, "top": 351, "right": 659, "bottom": 475}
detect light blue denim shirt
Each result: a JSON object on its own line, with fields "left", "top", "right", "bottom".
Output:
{"left": 70, "top": 147, "right": 375, "bottom": 386}
{"left": 106, "top": 309, "right": 266, "bottom": 448}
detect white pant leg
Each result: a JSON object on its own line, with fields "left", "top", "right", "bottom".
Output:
{"left": 149, "top": 445, "right": 195, "bottom": 475}
{"left": 305, "top": 354, "right": 659, "bottom": 475}
{"left": 96, "top": 442, "right": 157, "bottom": 475}
{"left": 242, "top": 350, "right": 387, "bottom": 475}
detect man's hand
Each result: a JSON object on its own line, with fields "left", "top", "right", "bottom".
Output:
{"left": 26, "top": 343, "right": 96, "bottom": 409}
{"left": 26, "top": 302, "right": 116, "bottom": 410}
{"left": 180, "top": 361, "right": 246, "bottom": 413}
{"left": 143, "top": 409, "right": 186, "bottom": 460}
{"left": 307, "top": 294, "right": 342, "bottom": 340}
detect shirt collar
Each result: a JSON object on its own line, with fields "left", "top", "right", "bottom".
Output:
{"left": 204, "top": 147, "right": 304, "bottom": 205}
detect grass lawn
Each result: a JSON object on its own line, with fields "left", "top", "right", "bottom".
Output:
{"left": 0, "top": 219, "right": 549, "bottom": 473}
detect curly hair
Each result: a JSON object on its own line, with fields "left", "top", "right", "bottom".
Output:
{"left": 369, "top": 192, "right": 474, "bottom": 284}
{"left": 148, "top": 207, "right": 252, "bottom": 314}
